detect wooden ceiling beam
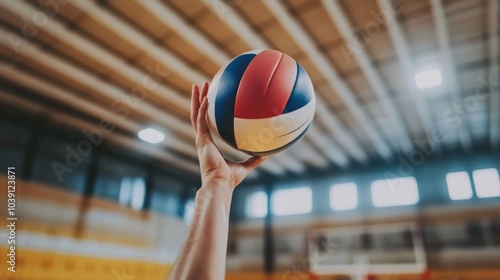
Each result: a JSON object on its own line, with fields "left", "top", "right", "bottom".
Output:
{"left": 430, "top": 0, "right": 474, "bottom": 153}
{"left": 377, "top": 0, "right": 442, "bottom": 154}
{"left": 488, "top": 0, "right": 499, "bottom": 147}
{"left": 261, "top": 0, "right": 393, "bottom": 161}
{"left": 321, "top": 0, "right": 413, "bottom": 154}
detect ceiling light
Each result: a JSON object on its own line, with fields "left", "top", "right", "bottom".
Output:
{"left": 138, "top": 128, "right": 165, "bottom": 144}
{"left": 415, "top": 68, "right": 442, "bottom": 89}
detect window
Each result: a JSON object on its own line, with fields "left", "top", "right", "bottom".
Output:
{"left": 472, "top": 168, "right": 500, "bottom": 198}
{"left": 371, "top": 177, "right": 419, "bottom": 207}
{"left": 184, "top": 199, "right": 196, "bottom": 224}
{"left": 330, "top": 183, "right": 358, "bottom": 211}
{"left": 246, "top": 191, "right": 268, "bottom": 218}
{"left": 94, "top": 155, "right": 147, "bottom": 208}
{"left": 0, "top": 120, "right": 32, "bottom": 176}
{"left": 446, "top": 171, "right": 473, "bottom": 200}
{"left": 272, "top": 187, "right": 312, "bottom": 216}
{"left": 118, "top": 177, "right": 146, "bottom": 210}
{"left": 31, "top": 135, "right": 90, "bottom": 193}
{"left": 150, "top": 174, "right": 183, "bottom": 216}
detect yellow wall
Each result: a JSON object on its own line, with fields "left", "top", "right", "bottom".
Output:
{"left": 0, "top": 176, "right": 181, "bottom": 280}
{"left": 0, "top": 247, "right": 172, "bottom": 280}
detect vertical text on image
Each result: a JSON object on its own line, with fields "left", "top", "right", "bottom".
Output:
{"left": 6, "top": 166, "right": 17, "bottom": 273}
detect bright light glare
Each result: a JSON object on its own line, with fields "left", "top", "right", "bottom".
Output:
{"left": 415, "top": 68, "right": 442, "bottom": 89}
{"left": 446, "top": 171, "right": 473, "bottom": 200}
{"left": 473, "top": 168, "right": 500, "bottom": 198}
{"left": 330, "top": 183, "right": 358, "bottom": 211}
{"left": 272, "top": 187, "right": 312, "bottom": 216}
{"left": 138, "top": 128, "right": 165, "bottom": 144}
{"left": 371, "top": 177, "right": 419, "bottom": 207}
{"left": 246, "top": 191, "right": 268, "bottom": 218}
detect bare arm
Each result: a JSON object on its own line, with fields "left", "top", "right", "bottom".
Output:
{"left": 168, "top": 82, "right": 266, "bottom": 280}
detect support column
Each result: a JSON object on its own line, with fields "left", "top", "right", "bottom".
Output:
{"left": 264, "top": 181, "right": 274, "bottom": 274}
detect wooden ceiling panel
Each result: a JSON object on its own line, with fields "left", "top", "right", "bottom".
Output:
{"left": 49, "top": 38, "right": 114, "bottom": 78}
{"left": 364, "top": 30, "right": 398, "bottom": 64}
{"left": 294, "top": 3, "right": 342, "bottom": 46}
{"left": 0, "top": 42, "right": 102, "bottom": 98}
{"left": 283, "top": 0, "right": 311, "bottom": 10}
{"left": 452, "top": 39, "right": 486, "bottom": 67}
{"left": 0, "top": 14, "right": 56, "bottom": 47}
{"left": 315, "top": 84, "right": 345, "bottom": 110}
{"left": 341, "top": 0, "right": 384, "bottom": 30}
{"left": 197, "top": 57, "right": 222, "bottom": 78}
{"left": 444, "top": 0, "right": 483, "bottom": 16}
{"left": 105, "top": 0, "right": 171, "bottom": 39}
{"left": 394, "top": 94, "right": 424, "bottom": 135}
{"left": 133, "top": 53, "right": 192, "bottom": 97}
{"left": 295, "top": 56, "right": 326, "bottom": 84}
{"left": 399, "top": 0, "right": 431, "bottom": 18}
{"left": 77, "top": 16, "right": 140, "bottom": 59}
{"left": 135, "top": 55, "right": 191, "bottom": 100}
{"left": 260, "top": 21, "right": 303, "bottom": 55}
{"left": 448, "top": 14, "right": 486, "bottom": 43}
{"left": 166, "top": 0, "right": 206, "bottom": 18}
{"left": 378, "top": 60, "right": 407, "bottom": 96}
{"left": 225, "top": 37, "right": 252, "bottom": 56}
{"left": 195, "top": 12, "right": 236, "bottom": 44}
{"left": 326, "top": 46, "right": 361, "bottom": 75}
{"left": 162, "top": 33, "right": 205, "bottom": 65}
{"left": 345, "top": 74, "right": 376, "bottom": 103}
{"left": 51, "top": 1, "right": 85, "bottom": 23}
{"left": 404, "top": 15, "right": 437, "bottom": 54}
{"left": 237, "top": 0, "right": 275, "bottom": 27}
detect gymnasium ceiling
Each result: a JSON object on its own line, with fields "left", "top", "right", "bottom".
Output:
{"left": 0, "top": 0, "right": 498, "bottom": 178}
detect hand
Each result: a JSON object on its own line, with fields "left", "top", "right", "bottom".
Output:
{"left": 190, "top": 82, "right": 267, "bottom": 189}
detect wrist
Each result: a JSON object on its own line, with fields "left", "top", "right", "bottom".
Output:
{"left": 202, "top": 175, "right": 234, "bottom": 189}
{"left": 198, "top": 179, "right": 233, "bottom": 197}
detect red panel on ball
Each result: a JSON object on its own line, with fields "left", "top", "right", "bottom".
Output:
{"left": 234, "top": 50, "right": 297, "bottom": 119}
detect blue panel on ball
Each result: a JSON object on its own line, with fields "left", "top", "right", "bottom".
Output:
{"left": 215, "top": 54, "right": 256, "bottom": 147}
{"left": 282, "top": 63, "right": 314, "bottom": 114}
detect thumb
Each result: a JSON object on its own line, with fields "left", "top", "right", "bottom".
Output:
{"left": 240, "top": 156, "right": 267, "bottom": 174}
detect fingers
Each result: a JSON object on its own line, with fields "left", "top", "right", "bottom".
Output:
{"left": 197, "top": 96, "right": 210, "bottom": 136}
{"left": 190, "top": 85, "right": 200, "bottom": 132}
{"left": 195, "top": 94, "right": 213, "bottom": 148}
{"left": 200, "top": 81, "right": 209, "bottom": 103}
{"left": 191, "top": 82, "right": 209, "bottom": 134}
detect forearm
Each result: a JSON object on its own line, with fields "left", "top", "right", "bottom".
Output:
{"left": 169, "top": 183, "right": 233, "bottom": 280}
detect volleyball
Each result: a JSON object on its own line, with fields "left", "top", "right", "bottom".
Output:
{"left": 207, "top": 49, "right": 316, "bottom": 156}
